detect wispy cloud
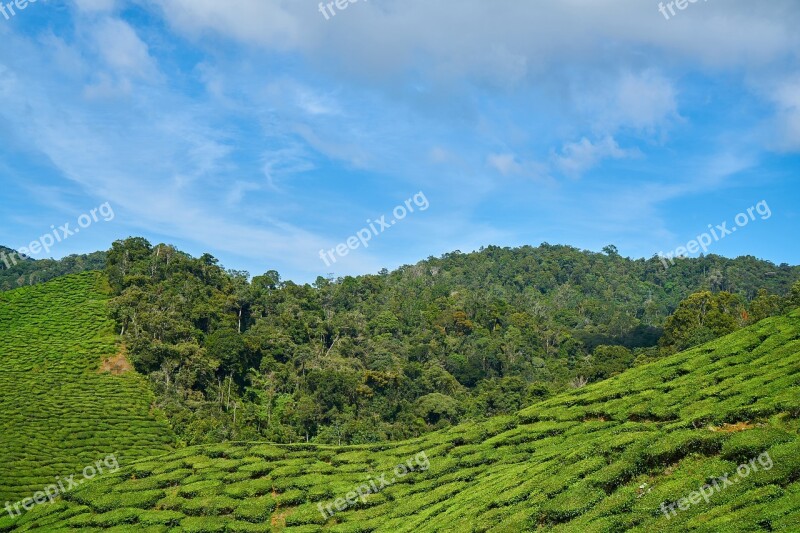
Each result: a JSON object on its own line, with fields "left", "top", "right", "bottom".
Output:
{"left": 0, "top": 0, "right": 796, "bottom": 280}
{"left": 553, "top": 137, "right": 639, "bottom": 178}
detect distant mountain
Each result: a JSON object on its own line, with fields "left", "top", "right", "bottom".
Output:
{"left": 0, "top": 245, "right": 105, "bottom": 291}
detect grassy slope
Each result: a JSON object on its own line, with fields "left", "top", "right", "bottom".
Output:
{"left": 5, "top": 303, "right": 800, "bottom": 532}
{"left": 0, "top": 272, "right": 175, "bottom": 509}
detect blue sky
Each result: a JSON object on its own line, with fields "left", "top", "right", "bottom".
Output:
{"left": 0, "top": 0, "right": 798, "bottom": 282}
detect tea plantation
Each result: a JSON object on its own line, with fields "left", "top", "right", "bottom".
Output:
{"left": 0, "top": 272, "right": 175, "bottom": 508}
{"left": 3, "top": 301, "right": 798, "bottom": 530}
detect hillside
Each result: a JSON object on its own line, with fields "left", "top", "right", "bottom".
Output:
{"left": 101, "top": 239, "right": 800, "bottom": 447}
{"left": 0, "top": 246, "right": 106, "bottom": 292}
{"left": 5, "top": 307, "right": 798, "bottom": 531}
{"left": 0, "top": 272, "right": 175, "bottom": 505}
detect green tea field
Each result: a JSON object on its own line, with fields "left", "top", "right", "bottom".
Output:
{"left": 3, "top": 0, "right": 800, "bottom": 529}
{"left": 0, "top": 272, "right": 175, "bottom": 508}
{"left": 4, "top": 302, "right": 798, "bottom": 531}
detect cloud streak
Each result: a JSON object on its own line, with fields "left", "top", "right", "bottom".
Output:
{"left": 0, "top": 0, "right": 796, "bottom": 280}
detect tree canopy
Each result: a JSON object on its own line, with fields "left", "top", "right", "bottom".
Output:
{"left": 93, "top": 238, "right": 800, "bottom": 445}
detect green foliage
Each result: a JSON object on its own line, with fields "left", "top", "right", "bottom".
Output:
{"left": 720, "top": 428, "right": 794, "bottom": 464}
{"left": 789, "top": 280, "right": 800, "bottom": 309}
{"left": 0, "top": 245, "right": 105, "bottom": 292}
{"left": 98, "top": 239, "right": 800, "bottom": 446}
{"left": 575, "top": 345, "right": 635, "bottom": 382}
{"left": 0, "top": 272, "right": 175, "bottom": 506}
{"left": 414, "top": 393, "right": 462, "bottom": 426}
{"left": 660, "top": 291, "right": 746, "bottom": 352}
{"left": 12, "top": 309, "right": 800, "bottom": 532}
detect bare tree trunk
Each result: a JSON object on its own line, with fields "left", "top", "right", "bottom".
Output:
{"left": 325, "top": 335, "right": 340, "bottom": 357}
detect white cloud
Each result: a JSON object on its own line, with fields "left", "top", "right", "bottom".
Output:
{"left": 487, "top": 153, "right": 552, "bottom": 183}
{"left": 566, "top": 69, "right": 679, "bottom": 139}
{"left": 261, "top": 145, "right": 316, "bottom": 190}
{"left": 768, "top": 75, "right": 800, "bottom": 151}
{"left": 292, "top": 123, "right": 370, "bottom": 169}
{"left": 150, "top": 0, "right": 301, "bottom": 50}
{"left": 91, "top": 18, "right": 158, "bottom": 80}
{"left": 487, "top": 153, "right": 522, "bottom": 176}
{"left": 610, "top": 70, "right": 679, "bottom": 132}
{"left": 83, "top": 74, "right": 132, "bottom": 100}
{"left": 143, "top": 0, "right": 800, "bottom": 161}
{"left": 0, "top": 25, "right": 334, "bottom": 277}
{"left": 0, "top": 0, "right": 796, "bottom": 281}
{"left": 147, "top": 0, "right": 800, "bottom": 82}
{"left": 429, "top": 146, "right": 454, "bottom": 164}
{"left": 554, "top": 137, "right": 637, "bottom": 177}
{"left": 226, "top": 181, "right": 261, "bottom": 206}
{"left": 264, "top": 79, "right": 342, "bottom": 117}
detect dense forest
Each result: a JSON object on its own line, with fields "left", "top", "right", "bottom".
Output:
{"left": 95, "top": 238, "right": 800, "bottom": 446}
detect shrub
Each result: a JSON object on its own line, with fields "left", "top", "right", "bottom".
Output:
{"left": 233, "top": 495, "right": 276, "bottom": 523}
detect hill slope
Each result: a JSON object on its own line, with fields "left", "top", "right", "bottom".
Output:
{"left": 0, "top": 246, "right": 105, "bottom": 292}
{"left": 0, "top": 272, "right": 175, "bottom": 506}
{"left": 7, "top": 308, "right": 799, "bottom": 531}
{"left": 100, "top": 239, "right": 800, "bottom": 447}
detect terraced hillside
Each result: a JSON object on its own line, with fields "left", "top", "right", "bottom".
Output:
{"left": 7, "top": 308, "right": 799, "bottom": 532}
{"left": 0, "top": 272, "right": 175, "bottom": 506}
